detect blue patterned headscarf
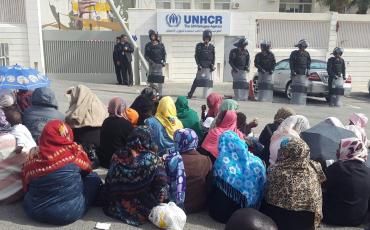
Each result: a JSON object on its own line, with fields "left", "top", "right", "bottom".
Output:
{"left": 174, "top": 128, "right": 199, "bottom": 154}
{"left": 214, "top": 131, "right": 266, "bottom": 208}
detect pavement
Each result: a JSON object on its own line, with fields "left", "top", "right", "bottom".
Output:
{"left": 0, "top": 79, "right": 369, "bottom": 230}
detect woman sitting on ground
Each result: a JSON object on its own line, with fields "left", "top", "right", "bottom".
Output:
{"left": 22, "top": 120, "right": 102, "bottom": 225}
{"left": 208, "top": 131, "right": 266, "bottom": 223}
{"left": 262, "top": 137, "right": 326, "bottom": 230}
{"left": 65, "top": 85, "right": 108, "bottom": 168}
{"left": 323, "top": 137, "right": 370, "bottom": 226}
{"left": 175, "top": 96, "right": 203, "bottom": 140}
{"left": 201, "top": 92, "right": 223, "bottom": 121}
{"left": 103, "top": 126, "right": 169, "bottom": 226}
{"left": 209, "top": 99, "right": 239, "bottom": 129}
{"left": 174, "top": 128, "right": 212, "bottom": 213}
{"left": 100, "top": 97, "right": 133, "bottom": 168}
{"left": 130, "top": 95, "right": 155, "bottom": 126}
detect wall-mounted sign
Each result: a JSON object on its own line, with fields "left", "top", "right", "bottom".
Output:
{"left": 157, "top": 11, "right": 230, "bottom": 35}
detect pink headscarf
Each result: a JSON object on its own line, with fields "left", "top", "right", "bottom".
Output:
{"left": 201, "top": 110, "right": 244, "bottom": 158}
{"left": 206, "top": 93, "right": 223, "bottom": 118}
{"left": 108, "top": 97, "right": 127, "bottom": 119}
{"left": 349, "top": 113, "right": 368, "bottom": 128}
{"left": 337, "top": 137, "right": 367, "bottom": 162}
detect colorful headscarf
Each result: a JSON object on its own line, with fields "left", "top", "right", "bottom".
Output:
{"left": 220, "top": 99, "right": 239, "bottom": 112}
{"left": 125, "top": 108, "right": 139, "bottom": 127}
{"left": 22, "top": 120, "right": 92, "bottom": 191}
{"left": 145, "top": 117, "right": 176, "bottom": 156}
{"left": 202, "top": 110, "right": 244, "bottom": 158}
{"left": 175, "top": 96, "right": 203, "bottom": 138}
{"left": 0, "top": 108, "right": 11, "bottom": 134}
{"left": 206, "top": 93, "right": 223, "bottom": 118}
{"left": 349, "top": 113, "right": 368, "bottom": 128}
{"left": 174, "top": 128, "right": 199, "bottom": 154}
{"left": 155, "top": 96, "right": 183, "bottom": 139}
{"left": 266, "top": 137, "right": 325, "bottom": 228}
{"left": 108, "top": 97, "right": 127, "bottom": 119}
{"left": 214, "top": 131, "right": 266, "bottom": 208}
{"left": 337, "top": 137, "right": 367, "bottom": 162}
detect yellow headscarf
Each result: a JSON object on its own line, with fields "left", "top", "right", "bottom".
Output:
{"left": 155, "top": 96, "right": 183, "bottom": 139}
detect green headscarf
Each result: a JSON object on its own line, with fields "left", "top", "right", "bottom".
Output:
{"left": 220, "top": 99, "right": 239, "bottom": 112}
{"left": 175, "top": 96, "right": 203, "bottom": 139}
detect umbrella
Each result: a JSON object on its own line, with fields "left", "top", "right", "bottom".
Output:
{"left": 0, "top": 64, "right": 50, "bottom": 90}
{"left": 301, "top": 121, "right": 357, "bottom": 162}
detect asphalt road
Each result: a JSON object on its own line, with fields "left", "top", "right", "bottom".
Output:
{"left": 0, "top": 79, "right": 369, "bottom": 230}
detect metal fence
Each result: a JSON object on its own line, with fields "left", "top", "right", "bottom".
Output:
{"left": 337, "top": 21, "right": 370, "bottom": 48}
{"left": 0, "top": 0, "right": 25, "bottom": 24}
{"left": 0, "top": 43, "right": 9, "bottom": 66}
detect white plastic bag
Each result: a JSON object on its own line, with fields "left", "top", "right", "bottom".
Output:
{"left": 149, "top": 202, "right": 186, "bottom": 230}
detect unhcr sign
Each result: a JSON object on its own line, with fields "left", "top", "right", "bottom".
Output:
{"left": 157, "top": 11, "right": 230, "bottom": 34}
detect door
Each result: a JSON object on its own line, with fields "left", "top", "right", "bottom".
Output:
{"left": 223, "top": 36, "right": 244, "bottom": 82}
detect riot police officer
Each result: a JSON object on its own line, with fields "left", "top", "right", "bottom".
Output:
{"left": 327, "top": 47, "right": 346, "bottom": 107}
{"left": 254, "top": 40, "right": 276, "bottom": 102}
{"left": 145, "top": 29, "right": 167, "bottom": 96}
{"left": 187, "top": 30, "right": 215, "bottom": 99}
{"left": 289, "top": 39, "right": 311, "bottom": 105}
{"left": 229, "top": 38, "right": 249, "bottom": 101}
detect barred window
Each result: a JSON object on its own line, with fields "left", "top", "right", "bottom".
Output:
{"left": 279, "top": 0, "right": 312, "bottom": 13}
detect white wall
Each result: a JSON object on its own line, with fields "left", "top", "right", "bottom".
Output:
{"left": 0, "top": 24, "right": 29, "bottom": 65}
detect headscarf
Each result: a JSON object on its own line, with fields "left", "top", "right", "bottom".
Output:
{"left": 0, "top": 94, "right": 15, "bottom": 108}
{"left": 273, "top": 107, "right": 295, "bottom": 125}
{"left": 174, "top": 128, "right": 199, "bottom": 154}
{"left": 175, "top": 96, "right": 202, "bottom": 138}
{"left": 345, "top": 125, "right": 368, "bottom": 146}
{"left": 130, "top": 95, "right": 155, "bottom": 125}
{"left": 269, "top": 115, "right": 310, "bottom": 165}
{"left": 349, "top": 113, "right": 368, "bottom": 128}
{"left": 337, "top": 137, "right": 367, "bottom": 162}
{"left": 155, "top": 96, "right": 183, "bottom": 139}
{"left": 108, "top": 97, "right": 128, "bottom": 119}
{"left": 22, "top": 120, "right": 92, "bottom": 191}
{"left": 202, "top": 110, "right": 244, "bottom": 158}
{"left": 214, "top": 131, "right": 266, "bottom": 208}
{"left": 265, "top": 137, "right": 326, "bottom": 228}
{"left": 145, "top": 117, "right": 176, "bottom": 156}
{"left": 206, "top": 93, "right": 223, "bottom": 117}
{"left": 324, "top": 117, "right": 344, "bottom": 128}
{"left": 125, "top": 108, "right": 139, "bottom": 127}
{"left": 0, "top": 108, "right": 11, "bottom": 134}
{"left": 220, "top": 99, "right": 239, "bottom": 112}
{"left": 65, "top": 85, "right": 108, "bottom": 128}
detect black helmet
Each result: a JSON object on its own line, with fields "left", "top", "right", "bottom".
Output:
{"left": 234, "top": 38, "right": 248, "bottom": 48}
{"left": 149, "top": 29, "right": 158, "bottom": 40}
{"left": 295, "top": 39, "right": 309, "bottom": 49}
{"left": 332, "top": 47, "right": 343, "bottom": 56}
{"left": 260, "top": 40, "right": 271, "bottom": 50}
{"left": 203, "top": 30, "right": 212, "bottom": 41}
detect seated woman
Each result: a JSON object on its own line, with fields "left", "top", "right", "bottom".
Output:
{"left": 100, "top": 97, "right": 133, "bottom": 168}
{"left": 346, "top": 113, "right": 368, "bottom": 147}
{"left": 125, "top": 108, "right": 139, "bottom": 127}
{"left": 323, "top": 137, "right": 370, "bottom": 226}
{"left": 262, "top": 137, "right": 326, "bottom": 230}
{"left": 258, "top": 107, "right": 295, "bottom": 165}
{"left": 16, "top": 90, "right": 33, "bottom": 112}
{"left": 22, "top": 120, "right": 102, "bottom": 225}
{"left": 175, "top": 96, "right": 203, "bottom": 140}
{"left": 269, "top": 115, "right": 309, "bottom": 166}
{"left": 201, "top": 92, "right": 223, "bottom": 121}
{"left": 130, "top": 95, "right": 155, "bottom": 126}
{"left": 103, "top": 126, "right": 169, "bottom": 226}
{"left": 0, "top": 109, "right": 25, "bottom": 204}
{"left": 208, "top": 131, "right": 266, "bottom": 223}
{"left": 174, "top": 128, "right": 212, "bottom": 213}
{"left": 209, "top": 99, "right": 239, "bottom": 129}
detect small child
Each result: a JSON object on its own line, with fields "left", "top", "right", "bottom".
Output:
{"left": 5, "top": 109, "right": 36, "bottom": 154}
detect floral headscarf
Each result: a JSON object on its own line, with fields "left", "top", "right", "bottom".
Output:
{"left": 349, "top": 113, "right": 368, "bottom": 128}
{"left": 174, "top": 128, "right": 199, "bottom": 154}
{"left": 0, "top": 108, "right": 11, "bottom": 134}
{"left": 155, "top": 96, "right": 183, "bottom": 139}
{"left": 337, "top": 137, "right": 367, "bottom": 162}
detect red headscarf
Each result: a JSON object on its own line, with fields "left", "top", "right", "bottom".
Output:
{"left": 206, "top": 93, "right": 223, "bottom": 118}
{"left": 201, "top": 110, "right": 244, "bottom": 158}
{"left": 22, "top": 120, "right": 91, "bottom": 191}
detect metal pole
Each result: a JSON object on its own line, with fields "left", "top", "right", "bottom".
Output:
{"left": 106, "top": 0, "right": 149, "bottom": 72}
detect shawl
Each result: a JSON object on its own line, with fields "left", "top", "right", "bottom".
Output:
{"left": 65, "top": 85, "right": 108, "bottom": 128}
{"left": 337, "top": 137, "right": 367, "bottom": 162}
{"left": 175, "top": 96, "right": 202, "bottom": 138}
{"left": 206, "top": 93, "right": 223, "bottom": 118}
{"left": 108, "top": 97, "right": 128, "bottom": 119}
{"left": 22, "top": 120, "right": 91, "bottom": 191}
{"left": 174, "top": 128, "right": 199, "bottom": 153}
{"left": 210, "top": 99, "right": 239, "bottom": 129}
{"left": 145, "top": 117, "right": 176, "bottom": 156}
{"left": 202, "top": 110, "right": 244, "bottom": 158}
{"left": 269, "top": 115, "right": 310, "bottom": 165}
{"left": 265, "top": 137, "right": 326, "bottom": 228}
{"left": 214, "top": 131, "right": 266, "bottom": 208}
{"left": 0, "top": 109, "right": 11, "bottom": 134}
{"left": 155, "top": 96, "right": 183, "bottom": 139}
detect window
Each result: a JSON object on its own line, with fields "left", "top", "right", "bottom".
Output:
{"left": 156, "top": 0, "right": 171, "bottom": 9}
{"left": 279, "top": 0, "right": 312, "bottom": 13}
{"left": 0, "top": 43, "right": 9, "bottom": 66}
{"left": 174, "top": 0, "right": 191, "bottom": 9}
{"left": 194, "top": 0, "right": 211, "bottom": 9}
{"left": 275, "top": 60, "right": 290, "bottom": 70}
{"left": 310, "top": 61, "right": 327, "bottom": 69}
{"left": 215, "top": 0, "right": 231, "bottom": 10}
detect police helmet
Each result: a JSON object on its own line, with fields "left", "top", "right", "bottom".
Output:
{"left": 149, "top": 29, "right": 159, "bottom": 40}
{"left": 234, "top": 38, "right": 248, "bottom": 48}
{"left": 295, "top": 39, "right": 309, "bottom": 49}
{"left": 332, "top": 47, "right": 343, "bottom": 56}
{"left": 203, "top": 30, "right": 212, "bottom": 41}
{"left": 260, "top": 40, "right": 271, "bottom": 50}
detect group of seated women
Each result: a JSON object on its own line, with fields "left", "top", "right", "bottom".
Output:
{"left": 0, "top": 85, "right": 369, "bottom": 230}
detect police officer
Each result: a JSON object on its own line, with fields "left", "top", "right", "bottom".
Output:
{"left": 289, "top": 39, "right": 311, "bottom": 105}
{"left": 254, "top": 40, "right": 276, "bottom": 102}
{"left": 229, "top": 38, "right": 249, "bottom": 101}
{"left": 327, "top": 47, "right": 346, "bottom": 107}
{"left": 113, "top": 36, "right": 123, "bottom": 85}
{"left": 187, "top": 30, "right": 215, "bottom": 99}
{"left": 145, "top": 29, "right": 167, "bottom": 96}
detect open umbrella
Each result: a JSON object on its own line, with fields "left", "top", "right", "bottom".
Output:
{"left": 0, "top": 64, "right": 50, "bottom": 90}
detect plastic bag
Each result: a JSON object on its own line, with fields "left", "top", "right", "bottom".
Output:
{"left": 149, "top": 202, "right": 186, "bottom": 230}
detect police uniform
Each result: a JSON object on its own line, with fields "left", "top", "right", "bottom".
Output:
{"left": 327, "top": 49, "right": 346, "bottom": 107}
{"left": 254, "top": 47, "right": 276, "bottom": 102}
{"left": 229, "top": 39, "right": 249, "bottom": 101}
{"left": 145, "top": 39, "right": 166, "bottom": 95}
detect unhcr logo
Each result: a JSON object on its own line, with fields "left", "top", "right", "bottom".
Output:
{"left": 166, "top": 13, "right": 181, "bottom": 27}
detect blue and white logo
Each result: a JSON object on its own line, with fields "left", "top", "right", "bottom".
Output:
{"left": 166, "top": 13, "right": 181, "bottom": 27}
